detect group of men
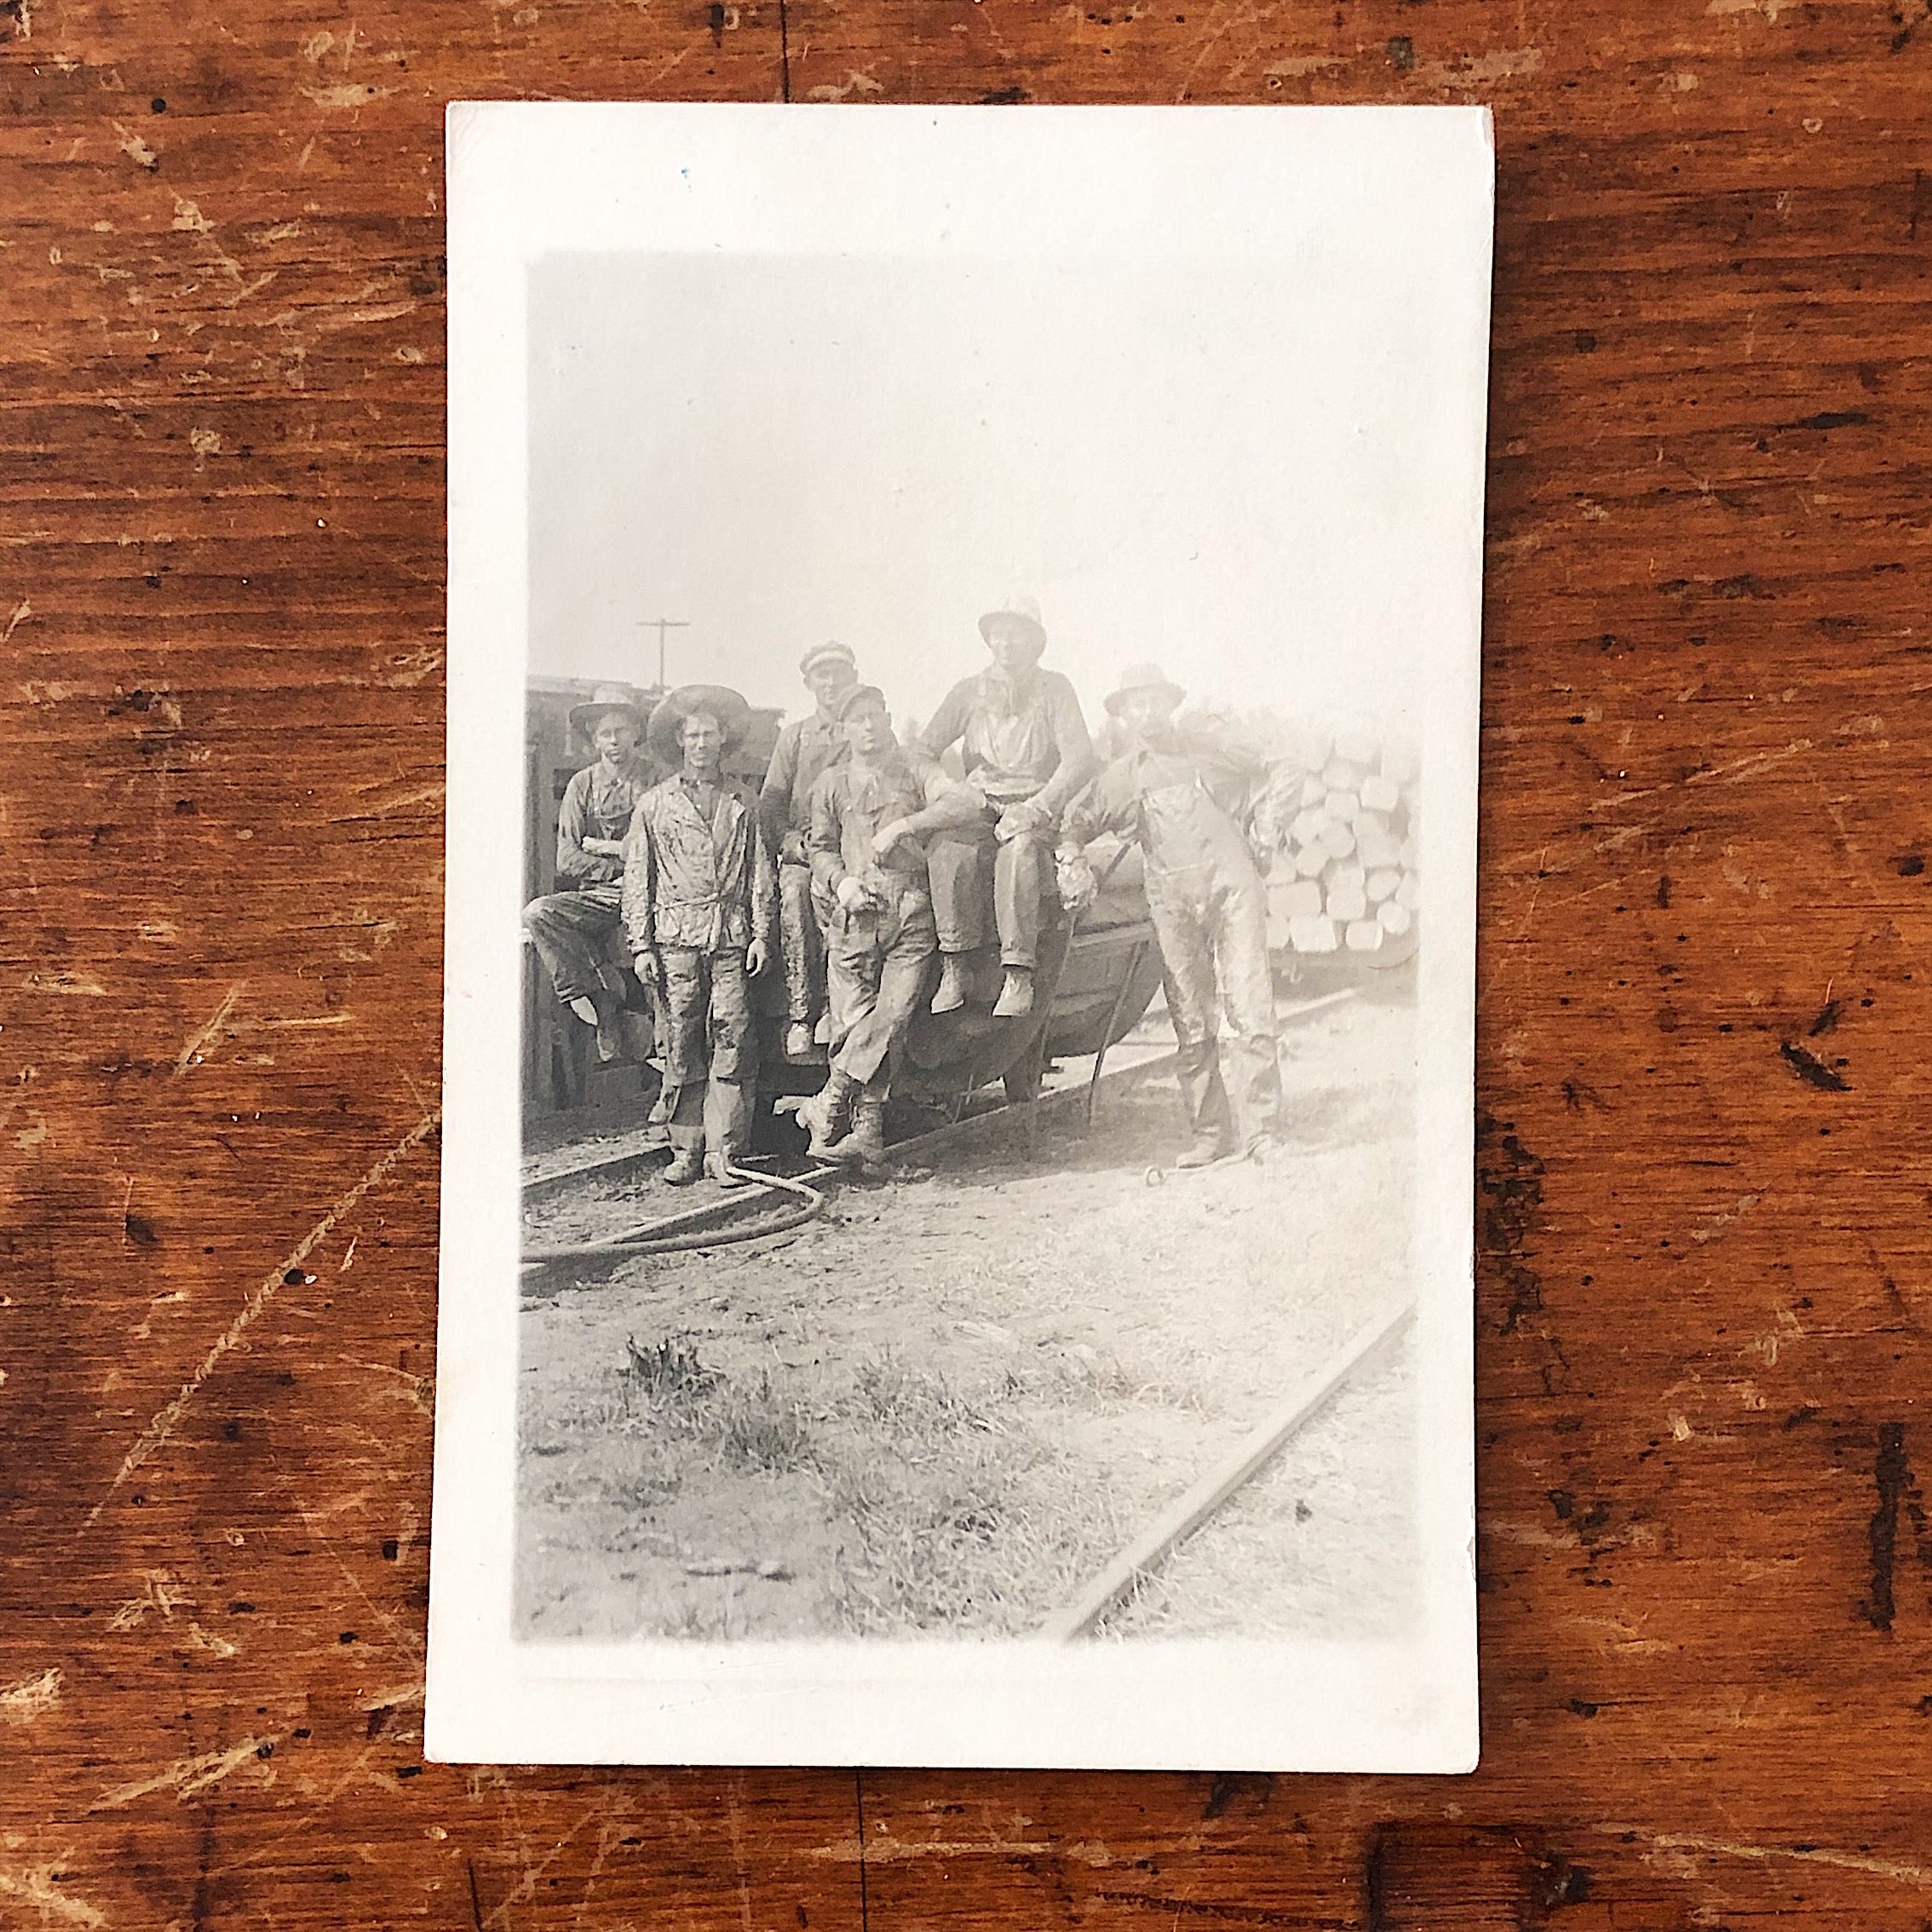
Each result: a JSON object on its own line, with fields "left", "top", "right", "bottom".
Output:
{"left": 522, "top": 595, "right": 1287, "bottom": 1185}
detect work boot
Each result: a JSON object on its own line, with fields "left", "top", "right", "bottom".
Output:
{"left": 831, "top": 1096, "right": 889, "bottom": 1176}
{"left": 784, "top": 1021, "right": 815, "bottom": 1060}
{"left": 1175, "top": 1132, "right": 1235, "bottom": 1170}
{"left": 795, "top": 1071, "right": 857, "bottom": 1159}
{"left": 992, "top": 966, "right": 1034, "bottom": 1019}
{"left": 663, "top": 1147, "right": 704, "bottom": 1187}
{"left": 813, "top": 1009, "right": 833, "bottom": 1045}
{"left": 706, "top": 1151, "right": 753, "bottom": 1188}
{"left": 932, "top": 952, "right": 971, "bottom": 1014}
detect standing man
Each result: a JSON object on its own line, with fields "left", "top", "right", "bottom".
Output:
{"left": 522, "top": 684, "right": 654, "bottom": 1063}
{"left": 793, "top": 685, "right": 984, "bottom": 1171}
{"left": 758, "top": 641, "right": 858, "bottom": 1058}
{"left": 920, "top": 595, "right": 1096, "bottom": 1019}
{"left": 1057, "top": 663, "right": 1285, "bottom": 1167}
{"left": 624, "top": 685, "right": 777, "bottom": 1187}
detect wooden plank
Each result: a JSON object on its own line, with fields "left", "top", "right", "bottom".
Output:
{"left": 1038, "top": 1297, "right": 1416, "bottom": 1642}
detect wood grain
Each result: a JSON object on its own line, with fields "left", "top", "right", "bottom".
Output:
{"left": 3, "top": 0, "right": 1930, "bottom": 1925}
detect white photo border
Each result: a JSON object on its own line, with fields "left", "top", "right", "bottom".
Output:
{"left": 430, "top": 101, "right": 1491, "bottom": 1771}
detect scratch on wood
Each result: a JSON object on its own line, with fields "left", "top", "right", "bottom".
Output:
{"left": 1, "top": 597, "right": 30, "bottom": 641}
{"left": 1594, "top": 1822, "right": 1930, "bottom": 1886}
{"left": 300, "top": 83, "right": 396, "bottom": 109}
{"left": 90, "top": 1733, "right": 279, "bottom": 1811}
{"left": 83, "top": 1107, "right": 440, "bottom": 1528}
{"left": 0, "top": 1667, "right": 62, "bottom": 1724}
{"left": 175, "top": 983, "right": 244, "bottom": 1075}
{"left": 0, "top": 1861, "right": 107, "bottom": 1929}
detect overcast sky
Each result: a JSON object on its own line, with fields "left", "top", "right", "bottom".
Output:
{"left": 527, "top": 247, "right": 1478, "bottom": 741}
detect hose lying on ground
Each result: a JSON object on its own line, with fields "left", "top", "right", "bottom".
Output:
{"left": 520, "top": 1165, "right": 828, "bottom": 1272}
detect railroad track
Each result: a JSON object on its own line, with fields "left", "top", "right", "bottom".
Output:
{"left": 519, "top": 1042, "right": 1184, "bottom": 1285}
{"left": 520, "top": 987, "right": 1361, "bottom": 1281}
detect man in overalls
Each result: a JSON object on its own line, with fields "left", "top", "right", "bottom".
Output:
{"left": 919, "top": 595, "right": 1096, "bottom": 1020}
{"left": 795, "top": 684, "right": 983, "bottom": 1172}
{"left": 758, "top": 641, "right": 859, "bottom": 1059}
{"left": 522, "top": 684, "right": 654, "bottom": 1064}
{"left": 1057, "top": 663, "right": 1285, "bottom": 1167}
{"left": 623, "top": 685, "right": 777, "bottom": 1187}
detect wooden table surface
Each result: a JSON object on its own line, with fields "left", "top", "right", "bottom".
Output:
{"left": 3, "top": 2, "right": 1929, "bottom": 1926}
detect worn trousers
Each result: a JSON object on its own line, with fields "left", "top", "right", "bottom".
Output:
{"left": 667, "top": 1075, "right": 756, "bottom": 1166}
{"left": 524, "top": 883, "right": 624, "bottom": 1004}
{"left": 925, "top": 814, "right": 1046, "bottom": 969}
{"left": 1147, "top": 860, "right": 1284, "bottom": 1149}
{"left": 826, "top": 892, "right": 940, "bottom": 1089}
{"left": 778, "top": 860, "right": 828, "bottom": 1026}
{"left": 658, "top": 946, "right": 754, "bottom": 1087}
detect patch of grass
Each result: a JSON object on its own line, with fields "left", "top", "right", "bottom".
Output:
{"left": 622, "top": 1332, "right": 722, "bottom": 1403}
{"left": 708, "top": 1371, "right": 816, "bottom": 1475}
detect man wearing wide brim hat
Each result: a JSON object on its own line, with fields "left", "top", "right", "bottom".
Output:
{"left": 1059, "top": 661, "right": 1285, "bottom": 1168}
{"left": 758, "top": 641, "right": 860, "bottom": 1059}
{"left": 644, "top": 681, "right": 752, "bottom": 767}
{"left": 522, "top": 682, "right": 655, "bottom": 1065}
{"left": 624, "top": 684, "right": 777, "bottom": 1187}
{"left": 917, "top": 594, "right": 1097, "bottom": 1019}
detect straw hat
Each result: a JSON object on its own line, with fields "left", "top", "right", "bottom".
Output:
{"left": 1103, "top": 662, "right": 1186, "bottom": 716}
{"left": 647, "top": 683, "right": 752, "bottom": 764}
{"left": 567, "top": 682, "right": 648, "bottom": 744}
{"left": 977, "top": 593, "right": 1047, "bottom": 653}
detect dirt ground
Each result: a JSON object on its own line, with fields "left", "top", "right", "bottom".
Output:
{"left": 515, "top": 991, "right": 1420, "bottom": 1642}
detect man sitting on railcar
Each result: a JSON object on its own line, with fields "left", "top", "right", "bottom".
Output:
{"left": 521, "top": 684, "right": 655, "bottom": 1065}
{"left": 792, "top": 684, "right": 984, "bottom": 1173}
{"left": 918, "top": 595, "right": 1097, "bottom": 1021}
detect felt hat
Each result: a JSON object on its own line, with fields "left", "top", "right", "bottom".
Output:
{"left": 977, "top": 593, "right": 1048, "bottom": 653}
{"left": 832, "top": 682, "right": 889, "bottom": 723}
{"left": 1103, "top": 662, "right": 1186, "bottom": 716}
{"left": 799, "top": 640, "right": 857, "bottom": 679}
{"left": 567, "top": 682, "right": 648, "bottom": 744}
{"left": 647, "top": 683, "right": 752, "bottom": 764}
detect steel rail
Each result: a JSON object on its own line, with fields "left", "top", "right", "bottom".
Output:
{"left": 1035, "top": 1294, "right": 1416, "bottom": 1642}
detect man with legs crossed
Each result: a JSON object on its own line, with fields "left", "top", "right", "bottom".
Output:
{"left": 796, "top": 684, "right": 984, "bottom": 1172}
{"left": 521, "top": 685, "right": 655, "bottom": 1064}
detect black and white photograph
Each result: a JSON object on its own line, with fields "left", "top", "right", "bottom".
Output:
{"left": 429, "top": 102, "right": 1491, "bottom": 1770}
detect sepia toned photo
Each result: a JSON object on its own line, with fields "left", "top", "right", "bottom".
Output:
{"left": 430, "top": 102, "right": 1491, "bottom": 1769}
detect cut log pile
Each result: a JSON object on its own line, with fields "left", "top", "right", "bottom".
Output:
{"left": 1255, "top": 730, "right": 1419, "bottom": 959}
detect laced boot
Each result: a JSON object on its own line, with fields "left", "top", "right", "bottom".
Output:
{"left": 705, "top": 1150, "right": 754, "bottom": 1188}
{"left": 663, "top": 1144, "right": 704, "bottom": 1186}
{"left": 834, "top": 1095, "right": 890, "bottom": 1176}
{"left": 794, "top": 1070, "right": 858, "bottom": 1159}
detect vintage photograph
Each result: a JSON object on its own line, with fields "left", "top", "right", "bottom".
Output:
{"left": 431, "top": 104, "right": 1488, "bottom": 1769}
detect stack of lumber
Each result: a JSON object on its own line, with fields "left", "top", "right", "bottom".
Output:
{"left": 1259, "top": 730, "right": 1419, "bottom": 957}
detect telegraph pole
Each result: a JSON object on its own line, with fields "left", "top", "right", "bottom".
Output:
{"left": 635, "top": 617, "right": 690, "bottom": 692}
